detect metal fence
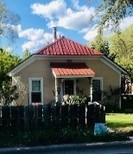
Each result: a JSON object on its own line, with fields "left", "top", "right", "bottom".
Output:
{"left": 0, "top": 103, "right": 105, "bottom": 131}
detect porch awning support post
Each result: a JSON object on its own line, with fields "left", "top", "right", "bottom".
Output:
{"left": 55, "top": 77, "right": 58, "bottom": 102}
{"left": 89, "top": 77, "right": 93, "bottom": 102}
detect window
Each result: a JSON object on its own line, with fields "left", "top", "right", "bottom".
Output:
{"left": 29, "top": 78, "right": 43, "bottom": 104}
{"left": 92, "top": 78, "right": 103, "bottom": 101}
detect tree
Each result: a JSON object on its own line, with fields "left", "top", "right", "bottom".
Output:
{"left": 110, "top": 25, "right": 133, "bottom": 77}
{"left": 90, "top": 33, "right": 116, "bottom": 61}
{"left": 22, "top": 49, "right": 31, "bottom": 60}
{"left": 0, "top": 74, "right": 19, "bottom": 105}
{"left": 93, "top": 0, "right": 133, "bottom": 29}
{"left": 0, "top": 48, "right": 21, "bottom": 105}
{"left": 0, "top": 0, "right": 20, "bottom": 41}
{"left": 0, "top": 48, "right": 20, "bottom": 73}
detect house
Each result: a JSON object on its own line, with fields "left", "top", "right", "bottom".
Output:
{"left": 9, "top": 30, "right": 126, "bottom": 108}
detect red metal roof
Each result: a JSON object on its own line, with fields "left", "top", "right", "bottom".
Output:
{"left": 51, "top": 63, "right": 95, "bottom": 78}
{"left": 36, "top": 36, "right": 102, "bottom": 56}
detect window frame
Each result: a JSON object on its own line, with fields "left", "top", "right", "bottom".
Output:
{"left": 29, "top": 78, "right": 43, "bottom": 104}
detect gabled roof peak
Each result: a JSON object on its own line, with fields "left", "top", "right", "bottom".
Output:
{"left": 36, "top": 36, "right": 102, "bottom": 56}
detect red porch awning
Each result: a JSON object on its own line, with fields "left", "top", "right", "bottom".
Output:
{"left": 51, "top": 63, "right": 95, "bottom": 78}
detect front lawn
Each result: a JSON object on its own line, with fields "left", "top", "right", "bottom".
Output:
{"left": 106, "top": 113, "right": 133, "bottom": 134}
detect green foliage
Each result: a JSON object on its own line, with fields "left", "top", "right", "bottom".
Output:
{"left": 0, "top": 128, "right": 128, "bottom": 147}
{"left": 0, "top": 75, "right": 19, "bottom": 105}
{"left": 0, "top": 129, "right": 91, "bottom": 147}
{"left": 0, "top": 48, "right": 20, "bottom": 73}
{"left": 90, "top": 24, "right": 133, "bottom": 77}
{"left": 62, "top": 95, "right": 87, "bottom": 105}
{"left": 110, "top": 25, "right": 133, "bottom": 76}
{"left": 101, "top": 86, "right": 121, "bottom": 112}
{"left": 94, "top": 0, "right": 133, "bottom": 29}
{"left": 0, "top": 48, "right": 20, "bottom": 105}
{"left": 22, "top": 49, "right": 31, "bottom": 60}
{"left": 90, "top": 34, "right": 116, "bottom": 61}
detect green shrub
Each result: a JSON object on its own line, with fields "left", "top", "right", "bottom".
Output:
{"left": 0, "top": 129, "right": 129, "bottom": 147}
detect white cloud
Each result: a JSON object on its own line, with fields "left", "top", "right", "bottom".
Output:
{"left": 20, "top": 29, "right": 53, "bottom": 52}
{"left": 7, "top": 24, "right": 22, "bottom": 33}
{"left": 19, "top": 28, "right": 64, "bottom": 52}
{"left": 120, "top": 16, "right": 133, "bottom": 30}
{"left": 83, "top": 24, "right": 99, "bottom": 41}
{"left": 31, "top": 0, "right": 66, "bottom": 19}
{"left": 71, "top": 0, "right": 81, "bottom": 10}
{"left": 56, "top": 7, "right": 95, "bottom": 30}
{"left": 19, "top": 28, "right": 45, "bottom": 41}
{"left": 8, "top": 24, "right": 54, "bottom": 52}
{"left": 31, "top": 0, "right": 96, "bottom": 30}
{"left": 83, "top": 16, "right": 133, "bottom": 42}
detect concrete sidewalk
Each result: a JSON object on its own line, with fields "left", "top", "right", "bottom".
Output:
{"left": 0, "top": 138, "right": 133, "bottom": 153}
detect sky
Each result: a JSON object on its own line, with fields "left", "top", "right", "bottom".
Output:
{"left": 2, "top": 0, "right": 133, "bottom": 56}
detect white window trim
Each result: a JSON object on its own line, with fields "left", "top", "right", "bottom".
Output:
{"left": 29, "top": 78, "right": 43, "bottom": 104}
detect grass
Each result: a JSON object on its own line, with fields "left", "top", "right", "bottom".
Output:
{"left": 106, "top": 113, "right": 133, "bottom": 134}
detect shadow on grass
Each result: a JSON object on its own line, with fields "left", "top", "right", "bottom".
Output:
{"left": 107, "top": 122, "right": 133, "bottom": 129}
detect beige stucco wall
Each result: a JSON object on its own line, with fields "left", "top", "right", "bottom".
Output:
{"left": 15, "top": 59, "right": 55, "bottom": 105}
{"left": 76, "top": 78, "right": 90, "bottom": 96}
{"left": 86, "top": 59, "right": 120, "bottom": 91}
{"left": 13, "top": 57, "right": 120, "bottom": 105}
{"left": 75, "top": 60, "right": 120, "bottom": 98}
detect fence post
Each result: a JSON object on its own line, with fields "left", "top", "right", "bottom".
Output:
{"left": 24, "top": 106, "right": 29, "bottom": 131}
{"left": 43, "top": 104, "right": 52, "bottom": 130}
{"left": 99, "top": 105, "right": 106, "bottom": 123}
{"left": 69, "top": 104, "right": 78, "bottom": 129}
{"left": 18, "top": 106, "right": 25, "bottom": 130}
{"left": 87, "top": 103, "right": 95, "bottom": 133}
{"left": 0, "top": 106, "right": 2, "bottom": 130}
{"left": 2, "top": 106, "right": 10, "bottom": 130}
{"left": 78, "top": 103, "right": 85, "bottom": 128}
{"left": 51, "top": 105, "right": 60, "bottom": 130}
{"left": 60, "top": 104, "right": 69, "bottom": 129}
{"left": 10, "top": 106, "right": 18, "bottom": 130}
{"left": 38, "top": 105, "right": 43, "bottom": 129}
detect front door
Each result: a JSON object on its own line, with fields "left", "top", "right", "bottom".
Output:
{"left": 64, "top": 80, "right": 74, "bottom": 95}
